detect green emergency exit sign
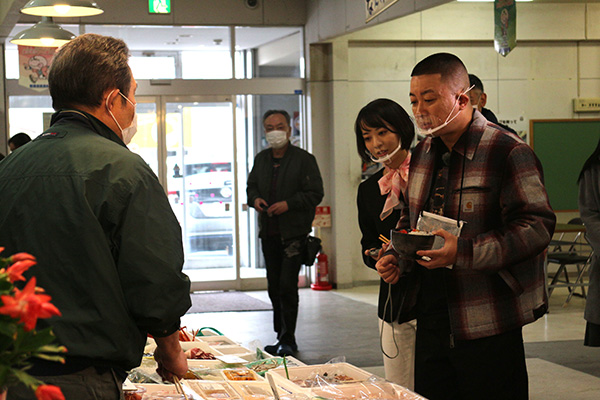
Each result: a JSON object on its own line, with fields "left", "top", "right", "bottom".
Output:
{"left": 149, "top": 0, "right": 171, "bottom": 14}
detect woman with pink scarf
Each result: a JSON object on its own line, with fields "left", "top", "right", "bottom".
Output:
{"left": 355, "top": 98, "right": 417, "bottom": 389}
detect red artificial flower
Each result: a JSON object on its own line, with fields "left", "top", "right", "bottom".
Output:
{"left": 35, "top": 385, "right": 65, "bottom": 400}
{"left": 0, "top": 277, "right": 61, "bottom": 331}
{"left": 10, "top": 252, "right": 36, "bottom": 263}
{"left": 5, "top": 259, "right": 36, "bottom": 283}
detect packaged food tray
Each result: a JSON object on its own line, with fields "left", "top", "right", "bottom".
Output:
{"left": 266, "top": 363, "right": 371, "bottom": 397}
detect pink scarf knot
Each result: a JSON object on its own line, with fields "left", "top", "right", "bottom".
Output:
{"left": 378, "top": 152, "right": 411, "bottom": 221}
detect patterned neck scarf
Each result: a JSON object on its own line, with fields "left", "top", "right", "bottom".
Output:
{"left": 378, "top": 152, "right": 411, "bottom": 221}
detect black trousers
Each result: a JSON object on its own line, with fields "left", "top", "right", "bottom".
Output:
{"left": 261, "top": 235, "right": 305, "bottom": 348}
{"left": 415, "top": 324, "right": 528, "bottom": 400}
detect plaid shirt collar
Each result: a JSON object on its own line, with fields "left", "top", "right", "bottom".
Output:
{"left": 422, "top": 109, "right": 487, "bottom": 162}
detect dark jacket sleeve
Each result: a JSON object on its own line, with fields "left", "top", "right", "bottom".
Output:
{"left": 117, "top": 165, "right": 191, "bottom": 337}
{"left": 246, "top": 152, "right": 263, "bottom": 209}
{"left": 285, "top": 152, "right": 324, "bottom": 211}
{"left": 357, "top": 180, "right": 379, "bottom": 270}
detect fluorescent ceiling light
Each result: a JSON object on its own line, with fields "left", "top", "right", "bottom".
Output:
{"left": 20, "top": 0, "right": 104, "bottom": 17}
{"left": 10, "top": 17, "right": 76, "bottom": 47}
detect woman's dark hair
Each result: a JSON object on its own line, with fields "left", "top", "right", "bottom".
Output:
{"left": 354, "top": 98, "right": 415, "bottom": 164}
{"left": 48, "top": 33, "right": 131, "bottom": 111}
{"left": 578, "top": 136, "right": 600, "bottom": 183}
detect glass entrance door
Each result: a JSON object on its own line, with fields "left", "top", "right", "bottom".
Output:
{"left": 165, "top": 97, "right": 237, "bottom": 284}
{"left": 130, "top": 95, "right": 267, "bottom": 291}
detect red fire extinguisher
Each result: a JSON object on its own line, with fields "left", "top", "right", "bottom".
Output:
{"left": 311, "top": 252, "right": 332, "bottom": 291}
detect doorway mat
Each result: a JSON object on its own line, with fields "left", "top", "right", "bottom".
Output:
{"left": 187, "top": 291, "right": 273, "bottom": 313}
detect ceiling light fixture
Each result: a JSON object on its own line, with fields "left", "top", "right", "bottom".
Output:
{"left": 20, "top": 0, "right": 104, "bottom": 17}
{"left": 10, "top": 17, "right": 76, "bottom": 47}
{"left": 457, "top": 0, "right": 532, "bottom": 2}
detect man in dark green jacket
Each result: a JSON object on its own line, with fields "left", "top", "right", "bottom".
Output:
{"left": 1, "top": 34, "right": 191, "bottom": 400}
{"left": 247, "top": 110, "right": 324, "bottom": 357}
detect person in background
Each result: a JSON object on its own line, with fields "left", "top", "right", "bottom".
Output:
{"left": 468, "top": 74, "right": 517, "bottom": 135}
{"left": 0, "top": 33, "right": 191, "bottom": 400}
{"left": 376, "top": 53, "right": 555, "bottom": 400}
{"left": 247, "top": 109, "right": 324, "bottom": 357}
{"left": 578, "top": 137, "right": 600, "bottom": 347}
{"left": 355, "top": 98, "right": 417, "bottom": 389}
{"left": 8, "top": 132, "right": 32, "bottom": 152}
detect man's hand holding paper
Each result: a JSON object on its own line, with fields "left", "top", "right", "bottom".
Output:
{"left": 416, "top": 229, "right": 458, "bottom": 269}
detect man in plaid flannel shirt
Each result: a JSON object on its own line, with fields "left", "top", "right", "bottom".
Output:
{"left": 376, "top": 53, "right": 556, "bottom": 400}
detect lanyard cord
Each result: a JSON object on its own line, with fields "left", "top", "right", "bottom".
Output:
{"left": 379, "top": 281, "right": 408, "bottom": 359}
{"left": 456, "top": 138, "right": 467, "bottom": 227}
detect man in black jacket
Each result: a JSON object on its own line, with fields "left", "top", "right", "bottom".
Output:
{"left": 247, "top": 110, "right": 324, "bottom": 356}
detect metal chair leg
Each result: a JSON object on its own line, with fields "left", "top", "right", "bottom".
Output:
{"left": 564, "top": 262, "right": 590, "bottom": 306}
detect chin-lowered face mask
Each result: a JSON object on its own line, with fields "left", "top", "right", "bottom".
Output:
{"left": 265, "top": 130, "right": 288, "bottom": 149}
{"left": 414, "top": 84, "right": 474, "bottom": 137}
{"left": 106, "top": 89, "right": 138, "bottom": 145}
{"left": 369, "top": 140, "right": 403, "bottom": 164}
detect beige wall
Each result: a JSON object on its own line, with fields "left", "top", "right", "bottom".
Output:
{"left": 304, "top": 0, "right": 452, "bottom": 45}
{"left": 309, "top": 2, "right": 600, "bottom": 287}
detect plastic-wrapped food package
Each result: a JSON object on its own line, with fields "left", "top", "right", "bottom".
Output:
{"left": 310, "top": 376, "right": 427, "bottom": 400}
{"left": 127, "top": 357, "right": 162, "bottom": 384}
{"left": 267, "top": 362, "right": 428, "bottom": 400}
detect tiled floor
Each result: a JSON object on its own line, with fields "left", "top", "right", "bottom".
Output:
{"left": 334, "top": 284, "right": 600, "bottom": 399}
{"left": 183, "top": 283, "right": 600, "bottom": 399}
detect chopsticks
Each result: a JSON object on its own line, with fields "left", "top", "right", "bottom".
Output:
{"left": 173, "top": 376, "right": 190, "bottom": 400}
{"left": 378, "top": 234, "right": 390, "bottom": 244}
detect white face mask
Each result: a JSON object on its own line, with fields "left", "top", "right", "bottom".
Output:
{"left": 414, "top": 84, "right": 474, "bottom": 137}
{"left": 369, "top": 140, "right": 403, "bottom": 164}
{"left": 123, "top": 113, "right": 138, "bottom": 145}
{"left": 106, "top": 89, "right": 137, "bottom": 145}
{"left": 265, "top": 129, "right": 288, "bottom": 149}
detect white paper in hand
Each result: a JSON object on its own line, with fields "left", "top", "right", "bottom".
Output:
{"left": 417, "top": 211, "right": 465, "bottom": 268}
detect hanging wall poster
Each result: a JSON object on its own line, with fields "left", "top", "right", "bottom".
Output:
{"left": 18, "top": 45, "right": 56, "bottom": 92}
{"left": 366, "top": 0, "right": 399, "bottom": 23}
{"left": 494, "top": 0, "right": 516, "bottom": 56}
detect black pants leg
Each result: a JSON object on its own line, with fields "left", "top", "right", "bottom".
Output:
{"left": 261, "top": 235, "right": 304, "bottom": 348}
{"left": 415, "top": 324, "right": 528, "bottom": 400}
{"left": 263, "top": 236, "right": 284, "bottom": 339}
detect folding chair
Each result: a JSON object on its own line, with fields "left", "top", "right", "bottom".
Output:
{"left": 550, "top": 217, "right": 584, "bottom": 252}
{"left": 547, "top": 219, "right": 593, "bottom": 306}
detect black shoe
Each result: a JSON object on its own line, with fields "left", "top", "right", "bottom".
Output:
{"left": 264, "top": 343, "right": 279, "bottom": 354}
{"left": 277, "top": 343, "right": 295, "bottom": 356}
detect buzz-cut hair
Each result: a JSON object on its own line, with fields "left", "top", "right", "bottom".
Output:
{"left": 469, "top": 74, "right": 484, "bottom": 92}
{"left": 411, "top": 53, "right": 469, "bottom": 90}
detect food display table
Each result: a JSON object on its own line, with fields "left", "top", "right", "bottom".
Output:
{"left": 125, "top": 329, "right": 426, "bottom": 400}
